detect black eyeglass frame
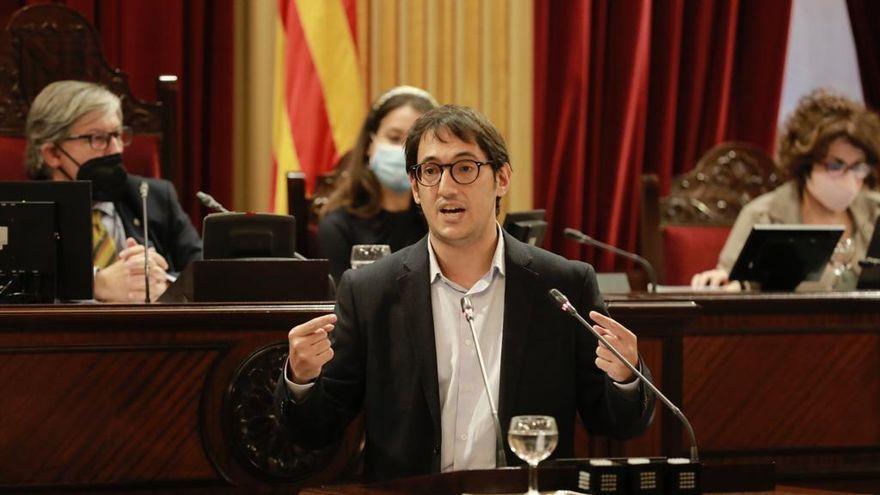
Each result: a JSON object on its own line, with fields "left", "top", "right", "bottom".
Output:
{"left": 817, "top": 160, "right": 874, "bottom": 179}
{"left": 410, "top": 159, "right": 495, "bottom": 186}
{"left": 62, "top": 126, "right": 133, "bottom": 151}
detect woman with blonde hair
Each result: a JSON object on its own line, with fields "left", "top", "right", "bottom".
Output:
{"left": 692, "top": 89, "right": 880, "bottom": 290}
{"left": 318, "top": 86, "right": 437, "bottom": 282}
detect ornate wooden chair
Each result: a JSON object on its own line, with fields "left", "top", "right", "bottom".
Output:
{"left": 640, "top": 142, "right": 784, "bottom": 285}
{"left": 0, "top": 4, "right": 179, "bottom": 184}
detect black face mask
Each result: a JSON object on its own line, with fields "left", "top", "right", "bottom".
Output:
{"left": 75, "top": 153, "right": 128, "bottom": 202}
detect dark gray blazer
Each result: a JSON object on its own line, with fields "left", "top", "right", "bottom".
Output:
{"left": 114, "top": 175, "right": 202, "bottom": 274}
{"left": 275, "top": 232, "right": 654, "bottom": 481}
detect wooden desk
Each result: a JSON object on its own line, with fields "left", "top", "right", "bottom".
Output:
{"left": 0, "top": 294, "right": 878, "bottom": 493}
{"left": 0, "top": 302, "right": 358, "bottom": 493}
{"left": 606, "top": 291, "right": 880, "bottom": 490}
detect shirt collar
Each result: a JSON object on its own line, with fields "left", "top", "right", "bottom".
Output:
{"left": 428, "top": 223, "right": 506, "bottom": 285}
{"left": 92, "top": 201, "right": 116, "bottom": 216}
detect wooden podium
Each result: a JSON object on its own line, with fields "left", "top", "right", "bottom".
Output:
{"left": 0, "top": 293, "right": 879, "bottom": 493}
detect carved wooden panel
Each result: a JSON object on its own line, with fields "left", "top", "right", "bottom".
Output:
{"left": 225, "top": 343, "right": 342, "bottom": 481}
{"left": 0, "top": 4, "right": 163, "bottom": 136}
{"left": 660, "top": 142, "right": 784, "bottom": 226}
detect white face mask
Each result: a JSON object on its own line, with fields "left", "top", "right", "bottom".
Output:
{"left": 806, "top": 169, "right": 861, "bottom": 213}
{"left": 369, "top": 143, "right": 411, "bottom": 193}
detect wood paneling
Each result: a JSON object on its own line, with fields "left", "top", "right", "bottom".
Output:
{"left": 0, "top": 303, "right": 352, "bottom": 492}
{"left": 608, "top": 292, "right": 880, "bottom": 486}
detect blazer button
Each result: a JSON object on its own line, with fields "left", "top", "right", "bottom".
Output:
{"left": 432, "top": 445, "right": 440, "bottom": 454}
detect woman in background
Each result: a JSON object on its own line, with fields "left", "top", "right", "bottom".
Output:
{"left": 691, "top": 89, "right": 880, "bottom": 291}
{"left": 318, "top": 86, "right": 437, "bottom": 282}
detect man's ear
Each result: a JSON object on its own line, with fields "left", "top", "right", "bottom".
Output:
{"left": 39, "top": 143, "right": 63, "bottom": 169}
{"left": 410, "top": 175, "right": 421, "bottom": 204}
{"left": 495, "top": 163, "right": 512, "bottom": 197}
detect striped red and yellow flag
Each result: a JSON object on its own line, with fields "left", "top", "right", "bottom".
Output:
{"left": 271, "top": 0, "right": 366, "bottom": 212}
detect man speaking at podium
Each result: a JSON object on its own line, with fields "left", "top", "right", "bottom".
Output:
{"left": 276, "top": 105, "right": 655, "bottom": 481}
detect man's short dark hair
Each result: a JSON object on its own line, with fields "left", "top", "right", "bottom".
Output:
{"left": 404, "top": 105, "right": 510, "bottom": 214}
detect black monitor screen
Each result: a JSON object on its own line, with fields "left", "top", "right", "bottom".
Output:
{"left": 203, "top": 212, "right": 296, "bottom": 259}
{"left": 503, "top": 209, "right": 548, "bottom": 246}
{"left": 728, "top": 224, "right": 843, "bottom": 291}
{"left": 0, "top": 181, "right": 92, "bottom": 301}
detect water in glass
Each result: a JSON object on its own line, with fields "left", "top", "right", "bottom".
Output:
{"left": 350, "top": 244, "right": 391, "bottom": 269}
{"left": 508, "top": 415, "right": 558, "bottom": 495}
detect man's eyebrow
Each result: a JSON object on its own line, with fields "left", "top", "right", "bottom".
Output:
{"left": 419, "top": 151, "right": 480, "bottom": 163}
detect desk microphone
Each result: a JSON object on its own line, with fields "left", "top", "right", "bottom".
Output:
{"left": 196, "top": 191, "right": 229, "bottom": 213}
{"left": 548, "top": 288, "right": 699, "bottom": 463}
{"left": 460, "top": 296, "right": 507, "bottom": 468}
{"left": 563, "top": 227, "right": 658, "bottom": 292}
{"left": 140, "top": 181, "right": 150, "bottom": 303}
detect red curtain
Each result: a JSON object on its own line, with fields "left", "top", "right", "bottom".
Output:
{"left": 0, "top": 0, "right": 233, "bottom": 224}
{"left": 847, "top": 0, "right": 880, "bottom": 110}
{"left": 534, "top": 0, "right": 792, "bottom": 269}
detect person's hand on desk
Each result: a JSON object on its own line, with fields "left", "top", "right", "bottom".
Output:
{"left": 288, "top": 313, "right": 337, "bottom": 384}
{"left": 94, "top": 238, "right": 170, "bottom": 302}
{"left": 690, "top": 268, "right": 742, "bottom": 291}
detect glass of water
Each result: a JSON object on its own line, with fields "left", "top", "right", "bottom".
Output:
{"left": 350, "top": 244, "right": 391, "bottom": 270}
{"left": 508, "top": 415, "right": 558, "bottom": 495}
{"left": 830, "top": 237, "right": 855, "bottom": 289}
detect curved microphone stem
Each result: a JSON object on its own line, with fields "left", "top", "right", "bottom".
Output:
{"left": 460, "top": 296, "right": 507, "bottom": 468}
{"left": 564, "top": 228, "right": 658, "bottom": 293}
{"left": 140, "top": 181, "right": 150, "bottom": 303}
{"left": 549, "top": 288, "right": 699, "bottom": 462}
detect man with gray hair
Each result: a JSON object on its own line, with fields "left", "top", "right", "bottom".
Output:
{"left": 26, "top": 80, "right": 201, "bottom": 302}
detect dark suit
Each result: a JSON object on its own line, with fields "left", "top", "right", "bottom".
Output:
{"left": 114, "top": 175, "right": 202, "bottom": 274}
{"left": 275, "top": 232, "right": 654, "bottom": 481}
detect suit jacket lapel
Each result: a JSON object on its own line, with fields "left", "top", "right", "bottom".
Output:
{"left": 397, "top": 237, "right": 442, "bottom": 442}
{"left": 498, "top": 233, "right": 537, "bottom": 426}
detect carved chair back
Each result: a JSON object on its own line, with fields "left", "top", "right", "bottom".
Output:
{"left": 0, "top": 4, "right": 179, "bottom": 184}
{"left": 640, "top": 142, "right": 784, "bottom": 284}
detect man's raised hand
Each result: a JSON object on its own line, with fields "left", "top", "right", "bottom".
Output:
{"left": 288, "top": 314, "right": 337, "bottom": 384}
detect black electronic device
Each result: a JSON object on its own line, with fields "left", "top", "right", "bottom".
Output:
{"left": 202, "top": 212, "right": 296, "bottom": 259}
{"left": 503, "top": 209, "right": 547, "bottom": 246}
{"left": 728, "top": 224, "right": 844, "bottom": 291}
{"left": 0, "top": 181, "right": 92, "bottom": 302}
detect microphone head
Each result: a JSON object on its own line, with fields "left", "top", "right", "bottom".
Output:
{"left": 563, "top": 228, "right": 586, "bottom": 241}
{"left": 548, "top": 288, "right": 576, "bottom": 315}
{"left": 196, "top": 191, "right": 212, "bottom": 205}
{"left": 139, "top": 181, "right": 149, "bottom": 198}
{"left": 460, "top": 296, "right": 475, "bottom": 321}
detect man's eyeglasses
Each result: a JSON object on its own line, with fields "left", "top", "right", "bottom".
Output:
{"left": 63, "top": 126, "right": 133, "bottom": 151}
{"left": 411, "top": 159, "right": 493, "bottom": 186}
{"left": 819, "top": 161, "right": 874, "bottom": 179}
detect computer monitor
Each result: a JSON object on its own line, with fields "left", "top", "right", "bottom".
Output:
{"left": 0, "top": 181, "right": 92, "bottom": 302}
{"left": 202, "top": 212, "right": 297, "bottom": 259}
{"left": 503, "top": 209, "right": 548, "bottom": 246}
{"left": 728, "top": 224, "right": 844, "bottom": 291}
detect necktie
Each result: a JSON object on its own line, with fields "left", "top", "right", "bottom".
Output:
{"left": 92, "top": 209, "right": 118, "bottom": 269}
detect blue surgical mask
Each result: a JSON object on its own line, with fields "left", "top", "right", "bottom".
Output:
{"left": 369, "top": 143, "right": 411, "bottom": 193}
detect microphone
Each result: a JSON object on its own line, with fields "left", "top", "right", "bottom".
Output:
{"left": 140, "top": 181, "right": 150, "bottom": 303}
{"left": 548, "top": 288, "right": 699, "bottom": 463}
{"left": 564, "top": 227, "right": 658, "bottom": 292}
{"left": 460, "top": 296, "right": 507, "bottom": 468}
{"left": 196, "top": 191, "right": 229, "bottom": 213}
